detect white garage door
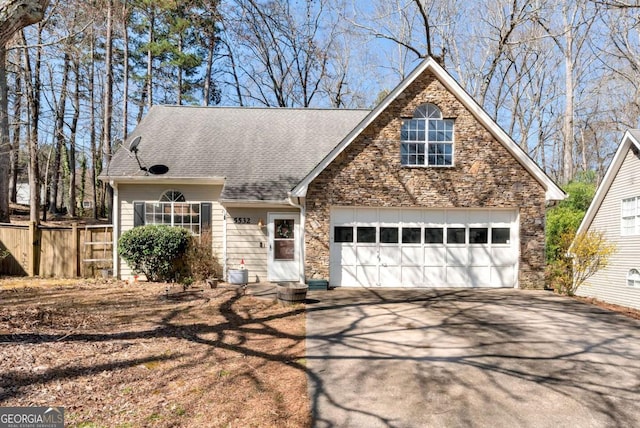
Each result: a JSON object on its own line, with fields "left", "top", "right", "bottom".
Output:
{"left": 329, "top": 207, "right": 519, "bottom": 288}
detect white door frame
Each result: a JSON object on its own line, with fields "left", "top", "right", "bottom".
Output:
{"left": 267, "top": 212, "right": 301, "bottom": 282}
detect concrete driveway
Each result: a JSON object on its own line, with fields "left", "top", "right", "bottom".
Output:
{"left": 305, "top": 288, "right": 640, "bottom": 428}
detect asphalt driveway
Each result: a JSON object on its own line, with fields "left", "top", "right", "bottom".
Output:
{"left": 305, "top": 288, "right": 640, "bottom": 428}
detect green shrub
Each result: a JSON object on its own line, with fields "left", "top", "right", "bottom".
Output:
{"left": 545, "top": 173, "right": 597, "bottom": 262}
{"left": 118, "top": 225, "right": 190, "bottom": 282}
{"left": 545, "top": 206, "right": 584, "bottom": 262}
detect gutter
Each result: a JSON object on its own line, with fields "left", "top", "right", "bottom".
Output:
{"left": 220, "top": 199, "right": 291, "bottom": 208}
{"left": 102, "top": 176, "right": 226, "bottom": 185}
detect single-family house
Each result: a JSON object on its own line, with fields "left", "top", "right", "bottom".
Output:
{"left": 101, "top": 57, "right": 565, "bottom": 288}
{"left": 573, "top": 130, "right": 640, "bottom": 310}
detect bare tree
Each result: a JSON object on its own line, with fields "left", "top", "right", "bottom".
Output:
{"left": 103, "top": 0, "right": 114, "bottom": 220}
{"left": 535, "top": 0, "right": 599, "bottom": 184}
{"left": 0, "top": 0, "right": 49, "bottom": 223}
{"left": 221, "top": 0, "right": 336, "bottom": 107}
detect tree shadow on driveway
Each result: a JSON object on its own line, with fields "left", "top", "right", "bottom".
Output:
{"left": 305, "top": 288, "right": 640, "bottom": 428}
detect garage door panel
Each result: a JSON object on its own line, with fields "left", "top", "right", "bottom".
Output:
{"left": 491, "top": 210, "right": 515, "bottom": 223}
{"left": 447, "top": 211, "right": 467, "bottom": 224}
{"left": 491, "top": 248, "right": 518, "bottom": 265}
{"left": 401, "top": 266, "right": 422, "bottom": 286}
{"left": 332, "top": 244, "right": 356, "bottom": 265}
{"left": 338, "top": 265, "right": 358, "bottom": 287}
{"left": 446, "top": 266, "right": 467, "bottom": 285}
{"left": 402, "top": 210, "right": 423, "bottom": 223}
{"left": 447, "top": 247, "right": 468, "bottom": 265}
{"left": 357, "top": 266, "right": 378, "bottom": 286}
{"left": 467, "top": 210, "right": 491, "bottom": 225}
{"left": 402, "top": 246, "right": 422, "bottom": 265}
{"left": 424, "top": 267, "right": 446, "bottom": 285}
{"left": 380, "top": 266, "right": 401, "bottom": 285}
{"left": 424, "top": 247, "right": 446, "bottom": 266}
{"left": 356, "top": 246, "right": 378, "bottom": 265}
{"left": 469, "top": 266, "right": 491, "bottom": 286}
{"left": 470, "top": 246, "right": 491, "bottom": 265}
{"left": 356, "top": 208, "right": 378, "bottom": 223}
{"left": 491, "top": 266, "right": 515, "bottom": 286}
{"left": 379, "top": 246, "right": 401, "bottom": 265}
{"left": 379, "top": 209, "right": 400, "bottom": 223}
{"left": 332, "top": 208, "right": 355, "bottom": 224}
{"left": 422, "top": 211, "right": 445, "bottom": 223}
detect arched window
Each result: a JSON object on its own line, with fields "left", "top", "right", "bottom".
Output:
{"left": 401, "top": 103, "right": 454, "bottom": 167}
{"left": 160, "top": 190, "right": 186, "bottom": 202}
{"left": 141, "top": 189, "right": 201, "bottom": 235}
{"left": 627, "top": 269, "right": 640, "bottom": 287}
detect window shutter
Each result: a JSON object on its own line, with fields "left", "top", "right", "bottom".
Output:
{"left": 201, "top": 202, "right": 212, "bottom": 233}
{"left": 134, "top": 202, "right": 145, "bottom": 227}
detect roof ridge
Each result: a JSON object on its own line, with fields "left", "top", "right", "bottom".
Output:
{"left": 153, "top": 104, "right": 371, "bottom": 112}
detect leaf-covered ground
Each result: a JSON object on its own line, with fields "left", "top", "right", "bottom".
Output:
{"left": 0, "top": 278, "right": 309, "bottom": 427}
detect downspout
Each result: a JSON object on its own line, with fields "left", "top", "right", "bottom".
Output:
{"left": 110, "top": 180, "right": 119, "bottom": 279}
{"left": 222, "top": 207, "right": 228, "bottom": 281}
{"left": 288, "top": 193, "right": 305, "bottom": 284}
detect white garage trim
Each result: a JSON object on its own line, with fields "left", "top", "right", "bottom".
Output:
{"left": 330, "top": 207, "right": 519, "bottom": 288}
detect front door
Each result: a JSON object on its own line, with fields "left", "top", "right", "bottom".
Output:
{"left": 267, "top": 213, "right": 301, "bottom": 282}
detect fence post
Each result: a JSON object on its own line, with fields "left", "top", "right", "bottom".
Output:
{"left": 72, "top": 222, "right": 79, "bottom": 277}
{"left": 28, "top": 221, "right": 36, "bottom": 277}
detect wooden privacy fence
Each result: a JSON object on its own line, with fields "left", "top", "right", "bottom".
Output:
{"left": 0, "top": 222, "right": 113, "bottom": 278}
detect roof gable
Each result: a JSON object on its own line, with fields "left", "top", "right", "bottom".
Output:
{"left": 291, "top": 57, "right": 565, "bottom": 202}
{"left": 576, "top": 129, "right": 640, "bottom": 235}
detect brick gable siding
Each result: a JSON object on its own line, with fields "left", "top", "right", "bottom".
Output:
{"left": 304, "top": 70, "right": 547, "bottom": 288}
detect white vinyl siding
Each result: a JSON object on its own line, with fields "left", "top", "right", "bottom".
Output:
{"left": 224, "top": 207, "right": 300, "bottom": 283}
{"left": 117, "top": 184, "right": 225, "bottom": 280}
{"left": 577, "top": 149, "right": 640, "bottom": 310}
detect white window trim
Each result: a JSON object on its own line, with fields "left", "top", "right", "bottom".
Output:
{"left": 141, "top": 190, "right": 202, "bottom": 235}
{"left": 627, "top": 269, "right": 640, "bottom": 287}
{"left": 621, "top": 196, "right": 640, "bottom": 236}
{"left": 400, "top": 103, "right": 455, "bottom": 168}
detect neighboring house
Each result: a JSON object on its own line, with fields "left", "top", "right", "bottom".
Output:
{"left": 573, "top": 130, "right": 640, "bottom": 310}
{"left": 101, "top": 57, "right": 565, "bottom": 288}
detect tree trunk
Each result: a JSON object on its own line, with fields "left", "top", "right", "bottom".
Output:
{"left": 9, "top": 53, "right": 20, "bottom": 203}
{"left": 103, "top": 0, "right": 113, "bottom": 221}
{"left": 68, "top": 58, "right": 80, "bottom": 217}
{"left": 0, "top": 0, "right": 49, "bottom": 45}
{"left": 21, "top": 28, "right": 41, "bottom": 224}
{"left": 145, "top": 9, "right": 154, "bottom": 111}
{"left": 0, "top": 46, "right": 10, "bottom": 222}
{"left": 49, "top": 51, "right": 70, "bottom": 214}
{"left": 177, "top": 33, "right": 183, "bottom": 105}
{"left": 0, "top": 0, "right": 49, "bottom": 222}
{"left": 562, "top": 33, "right": 575, "bottom": 184}
{"left": 203, "top": 33, "right": 214, "bottom": 106}
{"left": 122, "top": 0, "right": 129, "bottom": 139}
{"left": 89, "top": 32, "right": 98, "bottom": 219}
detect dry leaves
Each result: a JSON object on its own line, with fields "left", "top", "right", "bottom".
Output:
{"left": 0, "top": 279, "right": 309, "bottom": 427}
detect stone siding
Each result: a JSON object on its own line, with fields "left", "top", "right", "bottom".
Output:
{"left": 304, "top": 70, "right": 547, "bottom": 288}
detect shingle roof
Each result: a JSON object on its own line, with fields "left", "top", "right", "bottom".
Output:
{"left": 103, "top": 106, "right": 370, "bottom": 201}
